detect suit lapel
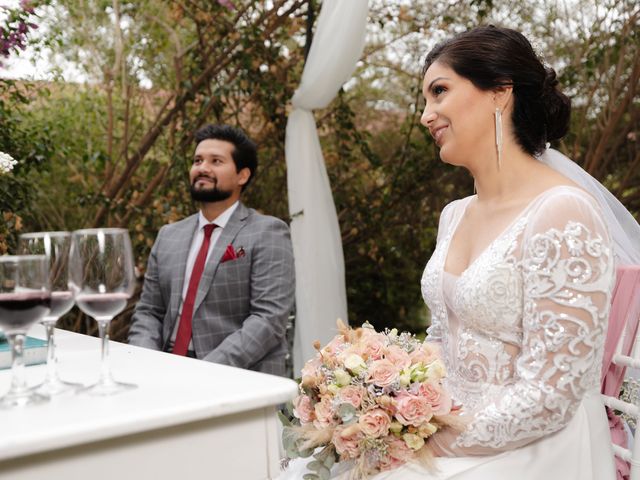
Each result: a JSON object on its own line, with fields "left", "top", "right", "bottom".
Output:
{"left": 169, "top": 214, "right": 199, "bottom": 323}
{"left": 192, "top": 202, "right": 251, "bottom": 314}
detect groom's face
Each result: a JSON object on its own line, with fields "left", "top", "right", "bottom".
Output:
{"left": 189, "top": 139, "right": 250, "bottom": 203}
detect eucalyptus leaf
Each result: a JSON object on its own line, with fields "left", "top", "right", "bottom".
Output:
{"left": 303, "top": 474, "right": 319, "bottom": 480}
{"left": 324, "top": 454, "right": 336, "bottom": 469}
{"left": 277, "top": 410, "right": 293, "bottom": 427}
{"left": 298, "top": 447, "right": 315, "bottom": 458}
{"left": 318, "top": 465, "right": 331, "bottom": 480}
{"left": 338, "top": 403, "right": 357, "bottom": 423}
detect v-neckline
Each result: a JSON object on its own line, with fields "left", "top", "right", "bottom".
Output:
{"left": 442, "top": 185, "right": 583, "bottom": 278}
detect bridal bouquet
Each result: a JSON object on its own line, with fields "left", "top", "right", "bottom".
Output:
{"left": 280, "top": 320, "right": 461, "bottom": 480}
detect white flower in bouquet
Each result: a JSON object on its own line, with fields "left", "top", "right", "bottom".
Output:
{"left": 0, "top": 152, "right": 17, "bottom": 175}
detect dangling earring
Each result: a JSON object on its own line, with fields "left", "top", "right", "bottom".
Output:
{"left": 494, "top": 107, "right": 503, "bottom": 171}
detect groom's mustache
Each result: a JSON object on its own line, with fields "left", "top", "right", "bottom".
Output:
{"left": 193, "top": 175, "right": 217, "bottom": 186}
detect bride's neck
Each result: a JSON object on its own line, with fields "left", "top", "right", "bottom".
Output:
{"left": 470, "top": 145, "right": 538, "bottom": 206}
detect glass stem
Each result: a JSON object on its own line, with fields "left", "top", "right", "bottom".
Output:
{"left": 97, "top": 320, "right": 113, "bottom": 385}
{"left": 9, "top": 333, "right": 28, "bottom": 393}
{"left": 43, "top": 321, "right": 57, "bottom": 382}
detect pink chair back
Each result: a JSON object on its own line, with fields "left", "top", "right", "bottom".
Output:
{"left": 601, "top": 265, "right": 640, "bottom": 480}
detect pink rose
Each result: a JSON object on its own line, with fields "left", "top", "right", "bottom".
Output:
{"left": 292, "top": 394, "right": 315, "bottom": 424}
{"left": 301, "top": 357, "right": 323, "bottom": 388}
{"left": 359, "top": 333, "right": 387, "bottom": 360}
{"left": 313, "top": 396, "right": 337, "bottom": 429}
{"left": 418, "top": 381, "right": 452, "bottom": 416}
{"left": 384, "top": 345, "right": 411, "bottom": 370}
{"left": 379, "top": 435, "right": 412, "bottom": 470}
{"left": 367, "top": 359, "right": 399, "bottom": 387}
{"left": 322, "top": 335, "right": 347, "bottom": 357}
{"left": 394, "top": 392, "right": 433, "bottom": 426}
{"left": 358, "top": 408, "right": 391, "bottom": 438}
{"left": 340, "top": 385, "right": 365, "bottom": 408}
{"left": 410, "top": 342, "right": 441, "bottom": 365}
{"left": 332, "top": 425, "right": 363, "bottom": 459}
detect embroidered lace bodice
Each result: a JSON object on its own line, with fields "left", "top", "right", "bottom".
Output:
{"left": 421, "top": 186, "right": 614, "bottom": 455}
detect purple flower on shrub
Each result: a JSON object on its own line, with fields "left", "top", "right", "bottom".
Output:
{"left": 0, "top": 5, "right": 40, "bottom": 59}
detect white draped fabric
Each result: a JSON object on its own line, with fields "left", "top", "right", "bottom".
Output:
{"left": 285, "top": 0, "right": 369, "bottom": 373}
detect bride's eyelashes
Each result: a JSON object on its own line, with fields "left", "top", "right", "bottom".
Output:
{"left": 431, "top": 84, "right": 447, "bottom": 97}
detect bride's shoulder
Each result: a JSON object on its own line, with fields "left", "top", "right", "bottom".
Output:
{"left": 437, "top": 195, "right": 474, "bottom": 229}
{"left": 442, "top": 194, "right": 475, "bottom": 216}
{"left": 526, "top": 185, "right": 607, "bottom": 233}
{"left": 532, "top": 184, "right": 600, "bottom": 211}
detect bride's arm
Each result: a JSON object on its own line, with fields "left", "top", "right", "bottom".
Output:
{"left": 442, "top": 191, "right": 615, "bottom": 456}
{"left": 424, "top": 200, "right": 460, "bottom": 344}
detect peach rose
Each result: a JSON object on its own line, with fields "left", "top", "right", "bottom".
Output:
{"left": 381, "top": 434, "right": 413, "bottom": 469}
{"left": 359, "top": 333, "right": 387, "bottom": 360}
{"left": 378, "top": 455, "right": 405, "bottom": 472}
{"left": 340, "top": 385, "right": 365, "bottom": 408}
{"left": 322, "top": 335, "right": 347, "bottom": 357}
{"left": 292, "top": 394, "right": 315, "bottom": 424}
{"left": 410, "top": 342, "right": 441, "bottom": 365}
{"left": 313, "top": 396, "right": 337, "bottom": 429}
{"left": 367, "top": 359, "right": 399, "bottom": 387}
{"left": 300, "top": 357, "right": 323, "bottom": 388}
{"left": 358, "top": 408, "right": 391, "bottom": 438}
{"left": 384, "top": 345, "right": 411, "bottom": 370}
{"left": 332, "top": 424, "right": 363, "bottom": 459}
{"left": 418, "top": 381, "right": 452, "bottom": 416}
{"left": 394, "top": 393, "right": 433, "bottom": 426}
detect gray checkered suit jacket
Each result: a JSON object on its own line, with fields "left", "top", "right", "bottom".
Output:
{"left": 128, "top": 202, "right": 295, "bottom": 376}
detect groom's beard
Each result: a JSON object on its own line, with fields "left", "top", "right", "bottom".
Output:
{"left": 190, "top": 177, "right": 233, "bottom": 203}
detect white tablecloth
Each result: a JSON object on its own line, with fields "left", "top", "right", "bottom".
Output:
{"left": 0, "top": 326, "right": 297, "bottom": 479}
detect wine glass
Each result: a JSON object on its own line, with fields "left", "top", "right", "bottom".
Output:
{"left": 0, "top": 255, "right": 51, "bottom": 408}
{"left": 18, "top": 232, "right": 82, "bottom": 395}
{"left": 69, "top": 228, "right": 136, "bottom": 396}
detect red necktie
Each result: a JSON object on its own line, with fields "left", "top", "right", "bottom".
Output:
{"left": 173, "top": 223, "right": 217, "bottom": 355}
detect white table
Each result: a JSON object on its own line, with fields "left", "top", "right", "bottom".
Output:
{"left": 0, "top": 327, "right": 298, "bottom": 479}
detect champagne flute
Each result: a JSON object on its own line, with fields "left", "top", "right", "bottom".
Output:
{"left": 69, "top": 228, "right": 136, "bottom": 396}
{"left": 18, "top": 232, "right": 82, "bottom": 395}
{"left": 0, "top": 255, "right": 51, "bottom": 408}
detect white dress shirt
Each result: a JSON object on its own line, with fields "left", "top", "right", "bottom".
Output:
{"left": 169, "top": 201, "right": 239, "bottom": 351}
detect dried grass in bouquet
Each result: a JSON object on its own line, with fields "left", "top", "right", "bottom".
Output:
{"left": 280, "top": 320, "right": 465, "bottom": 480}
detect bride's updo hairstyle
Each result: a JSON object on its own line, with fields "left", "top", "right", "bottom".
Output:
{"left": 423, "top": 25, "right": 571, "bottom": 156}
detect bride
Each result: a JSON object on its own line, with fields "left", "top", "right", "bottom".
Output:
{"left": 281, "top": 25, "right": 640, "bottom": 479}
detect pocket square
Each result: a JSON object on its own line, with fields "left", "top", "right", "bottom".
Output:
{"left": 221, "top": 244, "right": 245, "bottom": 263}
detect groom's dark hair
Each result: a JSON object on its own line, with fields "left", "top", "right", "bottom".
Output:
{"left": 194, "top": 124, "right": 258, "bottom": 190}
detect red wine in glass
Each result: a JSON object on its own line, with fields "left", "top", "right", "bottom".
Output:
{"left": 18, "top": 231, "right": 80, "bottom": 397}
{"left": 0, "top": 291, "right": 51, "bottom": 334}
{"left": 0, "top": 254, "right": 51, "bottom": 408}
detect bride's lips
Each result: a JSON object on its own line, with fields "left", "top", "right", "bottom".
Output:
{"left": 430, "top": 125, "right": 448, "bottom": 145}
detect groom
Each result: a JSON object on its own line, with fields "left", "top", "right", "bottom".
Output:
{"left": 128, "top": 124, "right": 295, "bottom": 376}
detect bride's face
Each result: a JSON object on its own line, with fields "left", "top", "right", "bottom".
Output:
{"left": 421, "top": 61, "right": 497, "bottom": 168}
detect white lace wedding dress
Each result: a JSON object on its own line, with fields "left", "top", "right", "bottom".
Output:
{"left": 280, "top": 185, "right": 616, "bottom": 480}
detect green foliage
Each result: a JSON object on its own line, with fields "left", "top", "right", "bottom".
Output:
{"left": 0, "top": 0, "right": 637, "bottom": 338}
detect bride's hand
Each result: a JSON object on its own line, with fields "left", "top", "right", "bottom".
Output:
{"left": 429, "top": 414, "right": 473, "bottom": 457}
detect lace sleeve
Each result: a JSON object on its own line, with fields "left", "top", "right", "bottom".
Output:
{"left": 453, "top": 190, "right": 615, "bottom": 454}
